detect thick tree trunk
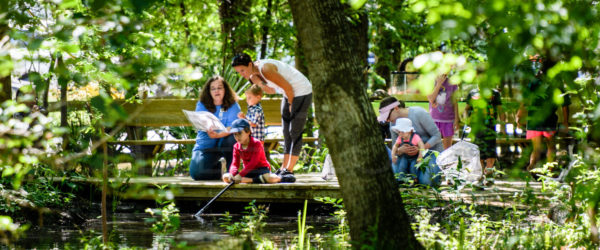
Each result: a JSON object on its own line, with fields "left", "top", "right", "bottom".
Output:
{"left": 259, "top": 0, "right": 272, "bottom": 59}
{"left": 289, "top": 1, "right": 422, "bottom": 249}
{"left": 374, "top": 29, "right": 403, "bottom": 90}
{"left": 218, "top": 0, "right": 255, "bottom": 68}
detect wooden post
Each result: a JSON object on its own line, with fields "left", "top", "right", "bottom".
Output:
{"left": 102, "top": 142, "right": 108, "bottom": 244}
{"left": 0, "top": 22, "right": 9, "bottom": 103}
{"left": 0, "top": 74, "right": 9, "bottom": 103}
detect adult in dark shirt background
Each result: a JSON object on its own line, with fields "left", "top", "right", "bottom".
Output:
{"left": 516, "top": 56, "right": 571, "bottom": 174}
{"left": 464, "top": 87, "right": 505, "bottom": 177}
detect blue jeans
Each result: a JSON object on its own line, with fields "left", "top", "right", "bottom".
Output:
{"left": 393, "top": 155, "right": 418, "bottom": 183}
{"left": 189, "top": 135, "right": 236, "bottom": 180}
{"left": 390, "top": 149, "right": 441, "bottom": 186}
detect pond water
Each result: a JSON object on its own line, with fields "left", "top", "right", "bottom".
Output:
{"left": 13, "top": 207, "right": 339, "bottom": 249}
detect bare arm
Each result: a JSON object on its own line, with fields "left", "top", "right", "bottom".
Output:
{"left": 391, "top": 143, "right": 400, "bottom": 163}
{"left": 261, "top": 63, "right": 295, "bottom": 104}
{"left": 497, "top": 105, "right": 506, "bottom": 134}
{"left": 249, "top": 74, "right": 277, "bottom": 94}
{"left": 207, "top": 127, "right": 231, "bottom": 139}
{"left": 516, "top": 103, "right": 526, "bottom": 129}
{"left": 417, "top": 140, "right": 425, "bottom": 161}
{"left": 416, "top": 110, "right": 442, "bottom": 149}
{"left": 427, "top": 74, "right": 447, "bottom": 105}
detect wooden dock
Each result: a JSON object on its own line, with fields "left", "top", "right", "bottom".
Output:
{"left": 66, "top": 173, "right": 340, "bottom": 203}
{"left": 61, "top": 173, "right": 551, "bottom": 208}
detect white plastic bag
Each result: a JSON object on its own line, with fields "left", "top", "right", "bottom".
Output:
{"left": 321, "top": 154, "right": 336, "bottom": 180}
{"left": 436, "top": 140, "right": 482, "bottom": 184}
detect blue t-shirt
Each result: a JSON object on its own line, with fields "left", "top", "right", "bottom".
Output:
{"left": 194, "top": 101, "right": 241, "bottom": 150}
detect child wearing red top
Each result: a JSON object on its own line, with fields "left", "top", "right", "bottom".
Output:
{"left": 222, "top": 119, "right": 281, "bottom": 184}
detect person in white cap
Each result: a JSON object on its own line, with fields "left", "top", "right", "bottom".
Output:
{"left": 377, "top": 97, "right": 443, "bottom": 152}
{"left": 391, "top": 118, "right": 425, "bottom": 184}
{"left": 377, "top": 96, "right": 442, "bottom": 186}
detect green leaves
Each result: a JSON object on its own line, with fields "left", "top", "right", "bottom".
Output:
{"left": 90, "top": 95, "right": 128, "bottom": 127}
{"left": 348, "top": 0, "right": 368, "bottom": 10}
{"left": 547, "top": 56, "right": 582, "bottom": 79}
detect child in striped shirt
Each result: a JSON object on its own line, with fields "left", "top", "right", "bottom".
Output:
{"left": 238, "top": 84, "right": 266, "bottom": 142}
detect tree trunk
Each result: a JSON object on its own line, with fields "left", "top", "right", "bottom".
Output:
{"left": 0, "top": 23, "right": 10, "bottom": 103}
{"left": 372, "top": 0, "right": 404, "bottom": 91}
{"left": 374, "top": 29, "right": 403, "bottom": 90}
{"left": 259, "top": 0, "right": 272, "bottom": 59}
{"left": 41, "top": 54, "right": 56, "bottom": 112}
{"left": 180, "top": 1, "right": 190, "bottom": 40}
{"left": 288, "top": 1, "right": 422, "bottom": 249}
{"left": 58, "top": 56, "right": 69, "bottom": 152}
{"left": 0, "top": 74, "right": 9, "bottom": 103}
{"left": 218, "top": 0, "right": 256, "bottom": 68}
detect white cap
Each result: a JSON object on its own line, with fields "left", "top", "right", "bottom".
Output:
{"left": 391, "top": 118, "right": 414, "bottom": 133}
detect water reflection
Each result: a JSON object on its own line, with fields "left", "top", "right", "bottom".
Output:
{"left": 15, "top": 212, "right": 337, "bottom": 249}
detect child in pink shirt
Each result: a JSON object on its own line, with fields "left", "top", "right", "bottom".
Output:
{"left": 391, "top": 118, "right": 425, "bottom": 183}
{"left": 428, "top": 75, "right": 459, "bottom": 150}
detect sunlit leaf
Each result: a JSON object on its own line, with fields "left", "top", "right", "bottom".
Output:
{"left": 348, "top": 0, "right": 367, "bottom": 10}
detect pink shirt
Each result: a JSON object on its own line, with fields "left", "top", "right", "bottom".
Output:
{"left": 429, "top": 79, "right": 458, "bottom": 123}
{"left": 230, "top": 137, "right": 271, "bottom": 177}
{"left": 395, "top": 133, "right": 422, "bottom": 146}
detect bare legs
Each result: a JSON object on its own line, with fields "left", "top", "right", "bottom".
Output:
{"left": 222, "top": 173, "right": 281, "bottom": 183}
{"left": 527, "top": 135, "right": 556, "bottom": 171}
{"left": 481, "top": 158, "right": 496, "bottom": 176}
{"left": 283, "top": 154, "right": 299, "bottom": 172}
{"left": 442, "top": 136, "right": 453, "bottom": 150}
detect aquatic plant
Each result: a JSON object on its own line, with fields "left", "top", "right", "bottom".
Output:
{"left": 145, "top": 202, "right": 181, "bottom": 248}
{"left": 315, "top": 197, "right": 350, "bottom": 248}
{"left": 219, "top": 200, "right": 272, "bottom": 248}
{"left": 296, "top": 200, "right": 309, "bottom": 249}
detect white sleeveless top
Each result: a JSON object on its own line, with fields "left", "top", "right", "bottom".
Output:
{"left": 257, "top": 59, "right": 312, "bottom": 98}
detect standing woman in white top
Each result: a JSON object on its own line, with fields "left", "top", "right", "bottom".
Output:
{"left": 232, "top": 53, "right": 313, "bottom": 179}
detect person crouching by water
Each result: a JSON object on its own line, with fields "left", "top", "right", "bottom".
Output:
{"left": 223, "top": 119, "right": 291, "bottom": 184}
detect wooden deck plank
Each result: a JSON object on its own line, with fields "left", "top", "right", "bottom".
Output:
{"left": 64, "top": 173, "right": 341, "bottom": 203}
{"left": 59, "top": 174, "right": 549, "bottom": 207}
{"left": 106, "top": 137, "right": 318, "bottom": 146}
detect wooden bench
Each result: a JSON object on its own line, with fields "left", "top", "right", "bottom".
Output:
{"left": 105, "top": 98, "right": 318, "bottom": 175}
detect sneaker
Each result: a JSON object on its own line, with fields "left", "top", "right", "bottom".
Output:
{"left": 279, "top": 170, "right": 296, "bottom": 183}
{"left": 274, "top": 168, "right": 283, "bottom": 176}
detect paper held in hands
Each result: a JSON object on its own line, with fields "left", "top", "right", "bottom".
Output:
{"left": 182, "top": 110, "right": 227, "bottom": 132}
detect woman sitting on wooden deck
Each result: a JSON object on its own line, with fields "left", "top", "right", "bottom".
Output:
{"left": 189, "top": 76, "right": 241, "bottom": 180}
